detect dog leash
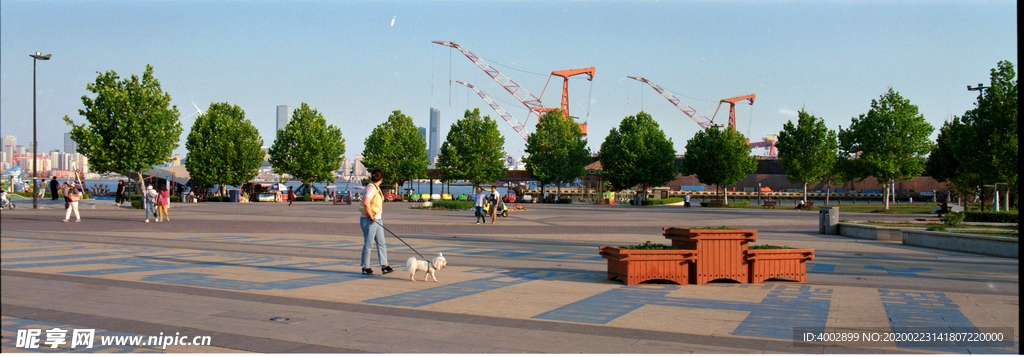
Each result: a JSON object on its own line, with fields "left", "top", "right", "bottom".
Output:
{"left": 373, "top": 221, "right": 426, "bottom": 259}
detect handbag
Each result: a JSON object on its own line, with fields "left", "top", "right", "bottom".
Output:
{"left": 69, "top": 193, "right": 82, "bottom": 202}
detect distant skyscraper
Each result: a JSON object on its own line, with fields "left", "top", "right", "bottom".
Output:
{"left": 3, "top": 135, "right": 15, "bottom": 164}
{"left": 64, "top": 132, "right": 77, "bottom": 154}
{"left": 429, "top": 108, "right": 440, "bottom": 164}
{"left": 276, "top": 105, "right": 291, "bottom": 137}
{"left": 419, "top": 127, "right": 427, "bottom": 146}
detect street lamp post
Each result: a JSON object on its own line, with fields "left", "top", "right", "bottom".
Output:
{"left": 30, "top": 52, "right": 51, "bottom": 209}
{"left": 967, "top": 83, "right": 989, "bottom": 211}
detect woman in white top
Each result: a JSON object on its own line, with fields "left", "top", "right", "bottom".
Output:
{"left": 359, "top": 169, "right": 393, "bottom": 275}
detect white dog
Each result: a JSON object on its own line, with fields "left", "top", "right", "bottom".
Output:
{"left": 406, "top": 253, "right": 447, "bottom": 282}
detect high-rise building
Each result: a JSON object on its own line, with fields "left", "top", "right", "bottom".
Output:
{"left": 64, "top": 132, "right": 77, "bottom": 154}
{"left": 419, "top": 127, "right": 427, "bottom": 146}
{"left": 2, "top": 135, "right": 15, "bottom": 165}
{"left": 429, "top": 108, "right": 441, "bottom": 165}
{"left": 276, "top": 105, "right": 291, "bottom": 137}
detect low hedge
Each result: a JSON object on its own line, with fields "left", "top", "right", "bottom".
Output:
{"left": 642, "top": 197, "right": 686, "bottom": 206}
{"left": 556, "top": 198, "right": 573, "bottom": 204}
{"left": 429, "top": 200, "right": 475, "bottom": 210}
{"left": 964, "top": 211, "right": 1018, "bottom": 223}
{"left": 699, "top": 200, "right": 750, "bottom": 207}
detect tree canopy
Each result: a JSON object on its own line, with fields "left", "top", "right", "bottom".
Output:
{"left": 598, "top": 111, "right": 677, "bottom": 196}
{"left": 775, "top": 110, "right": 839, "bottom": 202}
{"left": 926, "top": 61, "right": 1017, "bottom": 209}
{"left": 523, "top": 110, "right": 590, "bottom": 199}
{"left": 679, "top": 126, "right": 757, "bottom": 203}
{"left": 435, "top": 109, "right": 506, "bottom": 188}
{"left": 62, "top": 64, "right": 182, "bottom": 192}
{"left": 839, "top": 88, "right": 933, "bottom": 210}
{"left": 267, "top": 103, "right": 345, "bottom": 187}
{"left": 185, "top": 102, "right": 264, "bottom": 193}
{"left": 361, "top": 110, "right": 429, "bottom": 187}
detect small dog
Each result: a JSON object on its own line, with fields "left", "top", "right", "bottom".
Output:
{"left": 406, "top": 253, "right": 447, "bottom": 282}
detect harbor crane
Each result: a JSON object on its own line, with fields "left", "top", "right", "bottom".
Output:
{"left": 542, "top": 67, "right": 595, "bottom": 136}
{"left": 627, "top": 76, "right": 716, "bottom": 129}
{"left": 434, "top": 41, "right": 591, "bottom": 136}
{"left": 711, "top": 94, "right": 756, "bottom": 129}
{"left": 454, "top": 80, "right": 530, "bottom": 142}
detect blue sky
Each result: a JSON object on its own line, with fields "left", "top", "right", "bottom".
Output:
{"left": 1, "top": 1, "right": 1017, "bottom": 162}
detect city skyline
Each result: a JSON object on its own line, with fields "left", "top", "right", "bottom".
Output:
{"left": 1, "top": 1, "right": 1017, "bottom": 161}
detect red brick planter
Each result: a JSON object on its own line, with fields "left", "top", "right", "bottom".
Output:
{"left": 599, "top": 246, "right": 698, "bottom": 286}
{"left": 746, "top": 249, "right": 815, "bottom": 283}
{"left": 663, "top": 227, "right": 758, "bottom": 285}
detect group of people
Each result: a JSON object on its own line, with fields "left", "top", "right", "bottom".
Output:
{"left": 473, "top": 186, "right": 503, "bottom": 224}
{"left": 143, "top": 184, "right": 172, "bottom": 222}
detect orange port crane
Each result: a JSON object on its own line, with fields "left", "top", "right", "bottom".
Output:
{"left": 712, "top": 94, "right": 756, "bottom": 129}
{"left": 543, "top": 67, "right": 595, "bottom": 136}
{"left": 434, "top": 41, "right": 591, "bottom": 136}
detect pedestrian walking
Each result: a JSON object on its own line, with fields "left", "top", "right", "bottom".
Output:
{"left": 488, "top": 187, "right": 500, "bottom": 224}
{"left": 49, "top": 177, "right": 59, "bottom": 201}
{"left": 156, "top": 186, "right": 171, "bottom": 222}
{"left": 287, "top": 186, "right": 295, "bottom": 207}
{"left": 684, "top": 193, "right": 691, "bottom": 208}
{"left": 359, "top": 169, "right": 393, "bottom": 275}
{"left": 115, "top": 180, "right": 126, "bottom": 206}
{"left": 473, "top": 186, "right": 486, "bottom": 224}
{"left": 63, "top": 181, "right": 81, "bottom": 222}
{"left": 144, "top": 185, "right": 158, "bottom": 222}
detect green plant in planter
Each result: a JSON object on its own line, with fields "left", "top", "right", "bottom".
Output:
{"left": 749, "top": 244, "right": 792, "bottom": 250}
{"left": 619, "top": 241, "right": 673, "bottom": 250}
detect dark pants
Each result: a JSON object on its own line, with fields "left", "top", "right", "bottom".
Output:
{"left": 50, "top": 187, "right": 58, "bottom": 200}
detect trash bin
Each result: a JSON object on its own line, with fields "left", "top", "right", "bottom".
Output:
{"left": 819, "top": 206, "right": 838, "bottom": 234}
{"left": 228, "top": 189, "right": 240, "bottom": 203}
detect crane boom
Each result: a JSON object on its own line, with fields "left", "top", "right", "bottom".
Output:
{"left": 455, "top": 80, "right": 529, "bottom": 142}
{"left": 627, "top": 76, "right": 715, "bottom": 129}
{"left": 433, "top": 41, "right": 548, "bottom": 116}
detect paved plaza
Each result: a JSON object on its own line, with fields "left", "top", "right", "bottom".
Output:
{"left": 1, "top": 198, "right": 1018, "bottom": 353}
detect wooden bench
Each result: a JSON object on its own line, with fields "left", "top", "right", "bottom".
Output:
{"left": 310, "top": 194, "right": 325, "bottom": 202}
{"left": 761, "top": 201, "right": 777, "bottom": 208}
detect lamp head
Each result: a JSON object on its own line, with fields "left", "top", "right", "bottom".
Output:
{"left": 30, "top": 52, "right": 51, "bottom": 60}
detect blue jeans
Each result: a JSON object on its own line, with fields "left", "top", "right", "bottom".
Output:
{"left": 145, "top": 201, "right": 156, "bottom": 220}
{"left": 474, "top": 206, "right": 484, "bottom": 221}
{"left": 359, "top": 216, "right": 388, "bottom": 268}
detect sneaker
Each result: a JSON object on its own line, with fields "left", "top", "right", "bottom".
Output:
{"left": 362, "top": 267, "right": 374, "bottom": 275}
{"left": 145, "top": 219, "right": 150, "bottom": 223}
{"left": 475, "top": 221, "right": 480, "bottom": 224}
{"left": 381, "top": 266, "right": 394, "bottom": 275}
{"left": 75, "top": 219, "right": 81, "bottom": 222}
{"left": 62, "top": 219, "right": 68, "bottom": 222}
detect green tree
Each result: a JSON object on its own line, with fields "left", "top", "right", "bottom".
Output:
{"left": 435, "top": 109, "right": 506, "bottom": 188}
{"left": 598, "top": 111, "right": 677, "bottom": 202}
{"left": 268, "top": 103, "right": 345, "bottom": 188}
{"left": 839, "top": 88, "right": 934, "bottom": 210}
{"left": 679, "top": 126, "right": 757, "bottom": 204}
{"left": 926, "top": 61, "right": 1017, "bottom": 210}
{"left": 524, "top": 110, "right": 590, "bottom": 200}
{"left": 185, "top": 103, "right": 265, "bottom": 195}
{"left": 63, "top": 64, "right": 183, "bottom": 194}
{"left": 361, "top": 110, "right": 429, "bottom": 188}
{"left": 775, "top": 110, "right": 839, "bottom": 202}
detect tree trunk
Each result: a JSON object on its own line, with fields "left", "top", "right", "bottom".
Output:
{"left": 803, "top": 183, "right": 808, "bottom": 204}
{"left": 555, "top": 183, "right": 561, "bottom": 201}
